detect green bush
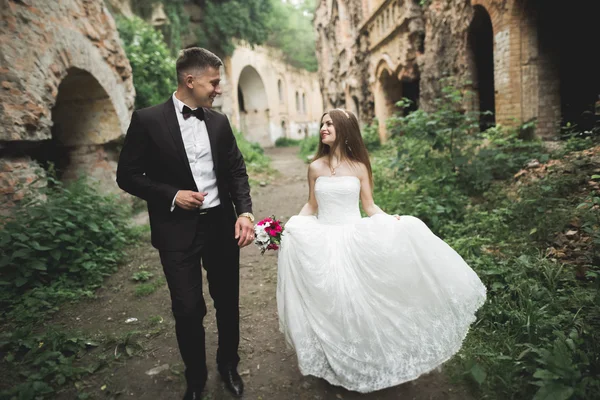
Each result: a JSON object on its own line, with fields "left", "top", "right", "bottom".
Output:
{"left": 370, "top": 84, "right": 600, "bottom": 398}
{"left": 275, "top": 137, "right": 302, "bottom": 147}
{"left": 0, "top": 176, "right": 135, "bottom": 322}
{"left": 382, "top": 84, "right": 545, "bottom": 232}
{"left": 233, "top": 130, "right": 271, "bottom": 175}
{"left": 0, "top": 175, "right": 138, "bottom": 399}
{"left": 298, "top": 134, "right": 320, "bottom": 162}
{"left": 196, "top": 0, "right": 273, "bottom": 57}
{"left": 0, "top": 327, "right": 102, "bottom": 400}
{"left": 117, "top": 15, "right": 176, "bottom": 109}
{"left": 361, "top": 121, "right": 381, "bottom": 152}
{"left": 266, "top": 0, "right": 318, "bottom": 72}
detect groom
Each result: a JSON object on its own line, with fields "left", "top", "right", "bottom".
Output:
{"left": 117, "top": 47, "right": 255, "bottom": 399}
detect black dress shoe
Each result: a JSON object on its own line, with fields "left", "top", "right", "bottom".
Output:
{"left": 219, "top": 365, "right": 244, "bottom": 397}
{"left": 183, "top": 386, "right": 204, "bottom": 400}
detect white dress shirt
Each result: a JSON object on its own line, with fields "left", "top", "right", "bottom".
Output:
{"left": 171, "top": 93, "right": 220, "bottom": 211}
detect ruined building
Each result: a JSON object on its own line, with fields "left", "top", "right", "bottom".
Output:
{"left": 1, "top": 0, "right": 321, "bottom": 209}
{"left": 107, "top": 0, "right": 323, "bottom": 148}
{"left": 315, "top": 0, "right": 599, "bottom": 139}
{"left": 0, "top": 0, "right": 135, "bottom": 208}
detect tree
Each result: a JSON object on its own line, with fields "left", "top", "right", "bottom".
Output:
{"left": 117, "top": 16, "right": 176, "bottom": 108}
{"left": 195, "top": 0, "right": 273, "bottom": 57}
{"left": 266, "top": 0, "right": 318, "bottom": 71}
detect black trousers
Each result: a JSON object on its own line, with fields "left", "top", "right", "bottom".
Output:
{"left": 159, "top": 205, "right": 240, "bottom": 389}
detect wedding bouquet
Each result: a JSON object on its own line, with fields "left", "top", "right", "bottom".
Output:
{"left": 254, "top": 216, "right": 284, "bottom": 255}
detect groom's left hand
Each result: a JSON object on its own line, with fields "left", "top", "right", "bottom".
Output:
{"left": 235, "top": 217, "right": 255, "bottom": 248}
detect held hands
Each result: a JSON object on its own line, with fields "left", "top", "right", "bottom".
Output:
{"left": 175, "top": 190, "right": 208, "bottom": 210}
{"left": 235, "top": 216, "right": 255, "bottom": 248}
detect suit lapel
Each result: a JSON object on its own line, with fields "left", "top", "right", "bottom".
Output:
{"left": 162, "top": 98, "right": 194, "bottom": 180}
{"left": 203, "top": 108, "right": 220, "bottom": 169}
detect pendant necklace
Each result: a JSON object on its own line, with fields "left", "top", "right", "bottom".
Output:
{"left": 330, "top": 159, "right": 341, "bottom": 176}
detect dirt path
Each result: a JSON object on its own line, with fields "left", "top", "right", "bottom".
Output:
{"left": 53, "top": 147, "right": 472, "bottom": 400}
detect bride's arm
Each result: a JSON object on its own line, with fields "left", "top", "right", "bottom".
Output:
{"left": 298, "top": 162, "right": 319, "bottom": 216}
{"left": 358, "top": 165, "right": 387, "bottom": 217}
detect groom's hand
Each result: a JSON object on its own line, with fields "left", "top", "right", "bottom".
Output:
{"left": 235, "top": 217, "right": 254, "bottom": 248}
{"left": 175, "top": 190, "right": 208, "bottom": 210}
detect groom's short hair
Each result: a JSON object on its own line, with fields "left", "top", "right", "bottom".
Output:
{"left": 176, "top": 47, "right": 223, "bottom": 84}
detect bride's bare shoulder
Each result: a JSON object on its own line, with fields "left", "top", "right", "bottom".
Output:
{"left": 350, "top": 161, "right": 369, "bottom": 177}
{"left": 308, "top": 157, "right": 328, "bottom": 179}
{"left": 310, "top": 157, "right": 327, "bottom": 168}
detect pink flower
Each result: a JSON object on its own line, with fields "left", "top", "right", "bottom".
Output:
{"left": 257, "top": 217, "right": 273, "bottom": 226}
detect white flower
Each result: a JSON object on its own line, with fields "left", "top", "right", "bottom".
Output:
{"left": 256, "top": 231, "right": 270, "bottom": 243}
{"left": 254, "top": 225, "right": 270, "bottom": 243}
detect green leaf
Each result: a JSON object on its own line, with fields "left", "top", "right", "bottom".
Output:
{"left": 533, "top": 383, "right": 574, "bottom": 400}
{"left": 0, "top": 256, "right": 10, "bottom": 268}
{"left": 31, "top": 242, "right": 52, "bottom": 251}
{"left": 469, "top": 363, "right": 487, "bottom": 385}
{"left": 12, "top": 248, "right": 32, "bottom": 259}
{"left": 50, "top": 249, "right": 62, "bottom": 261}
{"left": 30, "top": 261, "right": 47, "bottom": 271}
{"left": 533, "top": 369, "right": 558, "bottom": 380}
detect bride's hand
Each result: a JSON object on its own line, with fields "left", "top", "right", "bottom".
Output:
{"left": 393, "top": 214, "right": 401, "bottom": 220}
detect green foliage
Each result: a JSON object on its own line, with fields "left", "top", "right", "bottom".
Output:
{"left": 361, "top": 121, "right": 381, "bottom": 152}
{"left": 275, "top": 137, "right": 302, "bottom": 147}
{"left": 162, "top": 1, "right": 189, "bottom": 53}
{"left": 298, "top": 134, "right": 320, "bottom": 162}
{"left": 117, "top": 15, "right": 176, "bottom": 108}
{"left": 0, "top": 327, "right": 104, "bottom": 399}
{"left": 449, "top": 250, "right": 599, "bottom": 399}
{"left": 266, "top": 0, "right": 318, "bottom": 72}
{"left": 233, "top": 129, "right": 272, "bottom": 175}
{"left": 196, "top": 0, "right": 273, "bottom": 57}
{"left": 128, "top": 0, "right": 316, "bottom": 71}
{"left": 0, "top": 176, "right": 134, "bottom": 322}
{"left": 135, "top": 282, "right": 158, "bottom": 297}
{"left": 371, "top": 83, "right": 600, "bottom": 398}
{"left": 129, "top": 0, "right": 189, "bottom": 54}
{"left": 131, "top": 271, "right": 154, "bottom": 282}
{"left": 384, "top": 84, "right": 544, "bottom": 232}
{"left": 0, "top": 175, "right": 138, "bottom": 399}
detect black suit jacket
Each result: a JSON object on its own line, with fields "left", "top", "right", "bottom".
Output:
{"left": 116, "top": 97, "right": 252, "bottom": 251}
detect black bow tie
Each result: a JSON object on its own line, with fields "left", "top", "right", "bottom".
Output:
{"left": 182, "top": 105, "right": 205, "bottom": 121}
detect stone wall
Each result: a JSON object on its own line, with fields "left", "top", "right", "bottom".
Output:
{"left": 178, "top": 3, "right": 323, "bottom": 147}
{"left": 0, "top": 0, "right": 135, "bottom": 208}
{"left": 224, "top": 45, "right": 323, "bottom": 147}
{"left": 315, "top": 0, "right": 599, "bottom": 140}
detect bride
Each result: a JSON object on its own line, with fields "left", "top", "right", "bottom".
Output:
{"left": 276, "top": 108, "right": 487, "bottom": 393}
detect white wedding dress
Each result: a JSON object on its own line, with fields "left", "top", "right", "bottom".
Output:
{"left": 277, "top": 175, "right": 487, "bottom": 393}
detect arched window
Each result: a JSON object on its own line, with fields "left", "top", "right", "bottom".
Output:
{"left": 278, "top": 79, "right": 284, "bottom": 103}
{"left": 302, "top": 93, "right": 307, "bottom": 114}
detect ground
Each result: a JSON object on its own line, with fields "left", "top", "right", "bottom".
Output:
{"left": 51, "top": 147, "right": 473, "bottom": 400}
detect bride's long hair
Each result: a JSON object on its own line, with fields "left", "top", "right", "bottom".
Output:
{"left": 314, "top": 108, "right": 373, "bottom": 187}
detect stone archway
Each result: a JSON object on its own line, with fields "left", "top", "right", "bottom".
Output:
{"left": 43, "top": 67, "right": 122, "bottom": 182}
{"left": 374, "top": 60, "right": 403, "bottom": 140}
{"left": 0, "top": 3, "right": 134, "bottom": 209}
{"left": 468, "top": 5, "right": 496, "bottom": 130}
{"left": 535, "top": 0, "right": 598, "bottom": 130}
{"left": 238, "top": 65, "right": 271, "bottom": 147}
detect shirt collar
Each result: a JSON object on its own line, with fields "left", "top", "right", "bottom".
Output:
{"left": 172, "top": 92, "right": 199, "bottom": 115}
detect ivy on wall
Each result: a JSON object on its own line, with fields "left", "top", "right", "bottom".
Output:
{"left": 128, "top": 0, "right": 317, "bottom": 71}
